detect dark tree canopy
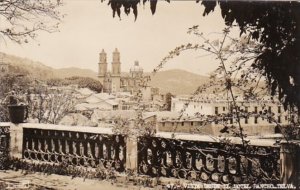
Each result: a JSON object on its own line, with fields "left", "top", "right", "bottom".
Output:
{"left": 102, "top": 0, "right": 169, "bottom": 19}
{"left": 104, "top": 0, "right": 300, "bottom": 111}
{"left": 65, "top": 76, "right": 103, "bottom": 93}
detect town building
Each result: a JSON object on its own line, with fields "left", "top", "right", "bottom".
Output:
{"left": 145, "top": 94, "right": 298, "bottom": 136}
{"left": 171, "top": 94, "right": 290, "bottom": 125}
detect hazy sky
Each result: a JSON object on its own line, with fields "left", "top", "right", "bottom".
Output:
{"left": 0, "top": 0, "right": 231, "bottom": 76}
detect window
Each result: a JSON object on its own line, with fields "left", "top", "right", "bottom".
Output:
{"left": 275, "top": 125, "right": 281, "bottom": 133}
{"left": 215, "top": 107, "right": 219, "bottom": 115}
{"left": 223, "top": 107, "right": 226, "bottom": 111}
{"left": 285, "top": 116, "right": 288, "bottom": 121}
{"left": 245, "top": 106, "right": 248, "bottom": 113}
{"left": 191, "top": 122, "right": 194, "bottom": 126}
{"left": 278, "top": 116, "right": 281, "bottom": 123}
{"left": 278, "top": 106, "right": 281, "bottom": 113}
{"left": 230, "top": 118, "right": 233, "bottom": 124}
{"left": 162, "top": 122, "right": 165, "bottom": 127}
{"left": 245, "top": 117, "right": 248, "bottom": 124}
{"left": 181, "top": 122, "right": 184, "bottom": 126}
{"left": 254, "top": 117, "right": 258, "bottom": 124}
{"left": 268, "top": 106, "right": 272, "bottom": 113}
{"left": 172, "top": 122, "right": 175, "bottom": 126}
{"left": 254, "top": 106, "right": 258, "bottom": 113}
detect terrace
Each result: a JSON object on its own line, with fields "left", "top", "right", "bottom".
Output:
{"left": 0, "top": 121, "right": 299, "bottom": 187}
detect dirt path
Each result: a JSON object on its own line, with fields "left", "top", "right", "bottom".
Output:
{"left": 0, "top": 170, "right": 156, "bottom": 190}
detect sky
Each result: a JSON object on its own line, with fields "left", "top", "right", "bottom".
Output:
{"left": 0, "top": 0, "right": 230, "bottom": 76}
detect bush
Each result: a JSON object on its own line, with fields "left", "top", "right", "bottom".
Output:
{"left": 65, "top": 76, "right": 103, "bottom": 93}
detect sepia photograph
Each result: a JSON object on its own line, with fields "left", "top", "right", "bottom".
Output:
{"left": 0, "top": 0, "right": 299, "bottom": 189}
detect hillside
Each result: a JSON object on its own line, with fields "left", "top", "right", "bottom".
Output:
{"left": 0, "top": 52, "right": 55, "bottom": 79}
{"left": 0, "top": 52, "right": 97, "bottom": 79}
{"left": 149, "top": 69, "right": 209, "bottom": 95}
{"left": 0, "top": 52, "right": 209, "bottom": 95}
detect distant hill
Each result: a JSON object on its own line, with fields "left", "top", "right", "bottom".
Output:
{"left": 55, "top": 67, "right": 98, "bottom": 79}
{"left": 0, "top": 52, "right": 97, "bottom": 79}
{"left": 1, "top": 52, "right": 210, "bottom": 95}
{"left": 149, "top": 69, "right": 209, "bottom": 95}
{"left": 0, "top": 52, "right": 55, "bottom": 79}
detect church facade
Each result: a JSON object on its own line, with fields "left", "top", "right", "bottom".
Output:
{"left": 97, "top": 48, "right": 150, "bottom": 93}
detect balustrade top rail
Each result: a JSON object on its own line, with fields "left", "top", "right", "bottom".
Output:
{"left": 0, "top": 122, "right": 10, "bottom": 127}
{"left": 13, "top": 123, "right": 114, "bottom": 135}
{"left": 155, "top": 132, "right": 281, "bottom": 147}
{"left": 3, "top": 123, "right": 283, "bottom": 147}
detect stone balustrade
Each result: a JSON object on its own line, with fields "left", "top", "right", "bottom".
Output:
{"left": 9, "top": 123, "right": 127, "bottom": 172}
{"left": 137, "top": 133, "right": 280, "bottom": 184}
{"left": 0, "top": 122, "right": 298, "bottom": 185}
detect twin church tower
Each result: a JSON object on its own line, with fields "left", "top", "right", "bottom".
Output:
{"left": 97, "top": 48, "right": 147, "bottom": 94}
{"left": 98, "top": 48, "right": 121, "bottom": 93}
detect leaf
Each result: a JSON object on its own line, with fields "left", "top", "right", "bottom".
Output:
{"left": 252, "top": 31, "right": 260, "bottom": 40}
{"left": 220, "top": 126, "right": 229, "bottom": 133}
{"left": 150, "top": 0, "right": 157, "bottom": 15}
{"left": 201, "top": 0, "right": 217, "bottom": 16}
{"left": 133, "top": 5, "right": 138, "bottom": 20}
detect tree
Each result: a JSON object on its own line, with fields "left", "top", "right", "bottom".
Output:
{"left": 0, "top": 0, "right": 63, "bottom": 43}
{"left": 202, "top": 1, "right": 300, "bottom": 113}
{"left": 103, "top": 0, "right": 300, "bottom": 112}
{"left": 28, "top": 86, "right": 77, "bottom": 124}
{"left": 65, "top": 76, "right": 103, "bottom": 93}
{"left": 152, "top": 28, "right": 286, "bottom": 184}
{"left": 46, "top": 76, "right": 104, "bottom": 93}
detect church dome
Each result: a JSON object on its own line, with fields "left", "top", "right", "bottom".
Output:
{"left": 130, "top": 61, "right": 143, "bottom": 73}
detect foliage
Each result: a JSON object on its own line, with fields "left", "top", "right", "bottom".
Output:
{"left": 28, "top": 86, "right": 77, "bottom": 124}
{"left": 46, "top": 76, "right": 103, "bottom": 92}
{"left": 6, "top": 158, "right": 118, "bottom": 182}
{"left": 0, "top": 65, "right": 31, "bottom": 97}
{"left": 150, "top": 28, "right": 299, "bottom": 183}
{"left": 0, "top": 65, "right": 32, "bottom": 121}
{"left": 111, "top": 114, "right": 156, "bottom": 137}
{"left": 45, "top": 77, "right": 64, "bottom": 86}
{"left": 6, "top": 158, "right": 158, "bottom": 188}
{"left": 65, "top": 76, "right": 103, "bottom": 93}
{"left": 201, "top": 1, "right": 300, "bottom": 112}
{"left": 0, "top": 0, "right": 63, "bottom": 43}
{"left": 101, "top": 0, "right": 170, "bottom": 20}
{"left": 0, "top": 67, "right": 77, "bottom": 124}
